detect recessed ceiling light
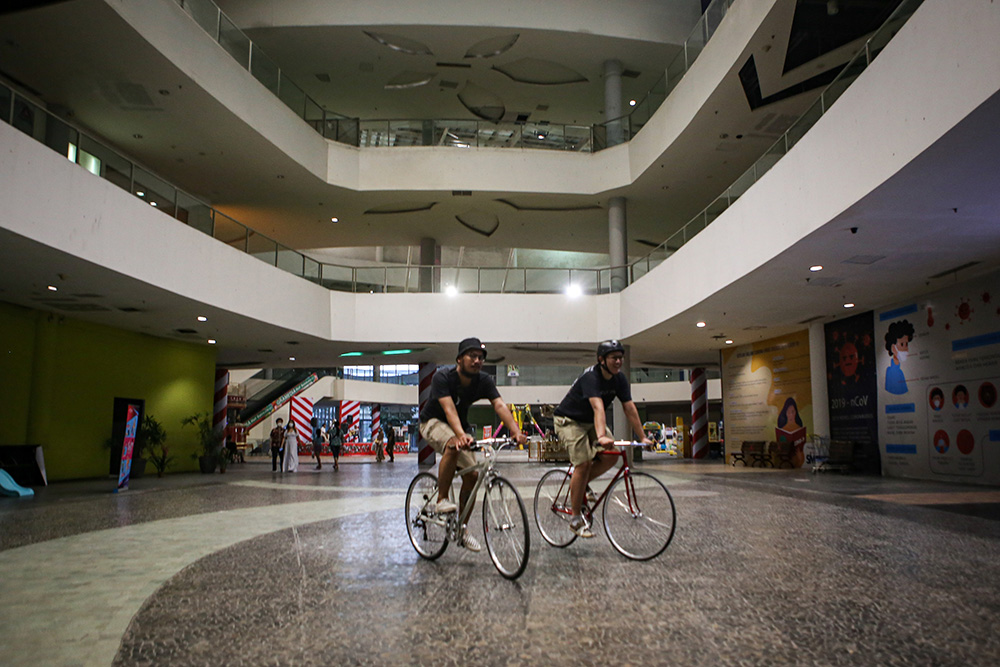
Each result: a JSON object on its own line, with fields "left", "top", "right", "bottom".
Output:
{"left": 810, "top": 265, "right": 823, "bottom": 272}
{"left": 565, "top": 283, "right": 582, "bottom": 298}
{"left": 331, "top": 217, "right": 339, "bottom": 223}
{"left": 537, "top": 134, "right": 545, "bottom": 139}
{"left": 696, "top": 321, "right": 707, "bottom": 328}
{"left": 47, "top": 285, "right": 58, "bottom": 291}
{"left": 207, "top": 339, "right": 216, "bottom": 344}
{"left": 197, "top": 316, "right": 207, "bottom": 322}
{"left": 445, "top": 285, "right": 458, "bottom": 297}
{"left": 725, "top": 339, "right": 734, "bottom": 344}
{"left": 289, "top": 356, "right": 296, "bottom": 361}
{"left": 844, "top": 303, "right": 855, "bottom": 308}
{"left": 150, "top": 202, "right": 157, "bottom": 207}
{"left": 629, "top": 99, "right": 636, "bottom": 106}
{"left": 136, "top": 191, "right": 145, "bottom": 197}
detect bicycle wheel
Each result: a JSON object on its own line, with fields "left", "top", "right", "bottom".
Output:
{"left": 602, "top": 471, "right": 675, "bottom": 560}
{"left": 533, "top": 469, "right": 577, "bottom": 548}
{"left": 405, "top": 472, "right": 449, "bottom": 560}
{"left": 482, "top": 476, "right": 530, "bottom": 579}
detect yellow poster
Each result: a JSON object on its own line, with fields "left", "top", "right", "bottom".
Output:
{"left": 721, "top": 330, "right": 812, "bottom": 466}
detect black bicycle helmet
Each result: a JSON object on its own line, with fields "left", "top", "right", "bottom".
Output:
{"left": 597, "top": 339, "right": 625, "bottom": 358}
{"left": 457, "top": 337, "right": 487, "bottom": 358}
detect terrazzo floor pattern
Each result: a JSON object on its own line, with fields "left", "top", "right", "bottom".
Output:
{"left": 3, "top": 458, "right": 1000, "bottom": 666}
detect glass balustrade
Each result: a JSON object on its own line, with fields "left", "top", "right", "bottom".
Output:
{"left": 2, "top": 0, "right": 921, "bottom": 297}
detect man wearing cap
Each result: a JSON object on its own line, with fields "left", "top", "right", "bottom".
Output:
{"left": 418, "top": 337, "right": 527, "bottom": 552}
{"left": 554, "top": 340, "right": 652, "bottom": 538}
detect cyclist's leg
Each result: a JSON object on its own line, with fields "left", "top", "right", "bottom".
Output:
{"left": 420, "top": 419, "right": 459, "bottom": 503}
{"left": 556, "top": 416, "right": 598, "bottom": 519}
{"left": 587, "top": 452, "right": 618, "bottom": 483}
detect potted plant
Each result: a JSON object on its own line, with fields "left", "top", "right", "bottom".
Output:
{"left": 133, "top": 415, "right": 166, "bottom": 478}
{"left": 148, "top": 444, "right": 174, "bottom": 478}
{"left": 183, "top": 413, "right": 223, "bottom": 474}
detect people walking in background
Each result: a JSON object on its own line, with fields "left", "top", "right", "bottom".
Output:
{"left": 270, "top": 418, "right": 285, "bottom": 472}
{"left": 283, "top": 421, "right": 300, "bottom": 473}
{"left": 385, "top": 424, "right": 396, "bottom": 462}
{"left": 329, "top": 419, "right": 342, "bottom": 472}
{"left": 311, "top": 416, "right": 324, "bottom": 470}
{"left": 373, "top": 426, "right": 385, "bottom": 463}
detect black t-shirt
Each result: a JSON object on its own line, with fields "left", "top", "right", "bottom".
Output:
{"left": 419, "top": 365, "right": 501, "bottom": 429}
{"left": 554, "top": 365, "right": 632, "bottom": 424}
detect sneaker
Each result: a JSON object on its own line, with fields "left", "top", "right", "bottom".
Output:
{"left": 586, "top": 486, "right": 598, "bottom": 505}
{"left": 569, "top": 516, "right": 594, "bottom": 539}
{"left": 460, "top": 528, "right": 482, "bottom": 552}
{"left": 435, "top": 498, "right": 458, "bottom": 514}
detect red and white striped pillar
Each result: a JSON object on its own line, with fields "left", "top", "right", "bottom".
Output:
{"left": 371, "top": 404, "right": 381, "bottom": 454}
{"left": 290, "top": 396, "right": 314, "bottom": 446}
{"left": 417, "top": 362, "right": 435, "bottom": 466}
{"left": 690, "top": 367, "right": 708, "bottom": 459}
{"left": 213, "top": 368, "right": 229, "bottom": 450}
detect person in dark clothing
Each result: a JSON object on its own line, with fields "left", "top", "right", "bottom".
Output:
{"left": 270, "top": 418, "right": 285, "bottom": 472}
{"left": 385, "top": 424, "right": 396, "bottom": 462}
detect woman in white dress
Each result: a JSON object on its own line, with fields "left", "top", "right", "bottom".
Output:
{"left": 283, "top": 421, "right": 300, "bottom": 472}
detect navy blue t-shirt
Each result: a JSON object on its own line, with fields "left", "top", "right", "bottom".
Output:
{"left": 419, "top": 365, "right": 501, "bottom": 429}
{"left": 554, "top": 365, "right": 632, "bottom": 424}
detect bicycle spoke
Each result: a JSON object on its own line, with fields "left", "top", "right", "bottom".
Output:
{"left": 533, "top": 469, "right": 577, "bottom": 548}
{"left": 483, "top": 477, "right": 529, "bottom": 579}
{"left": 405, "top": 472, "right": 450, "bottom": 560}
{"left": 602, "top": 472, "right": 675, "bottom": 560}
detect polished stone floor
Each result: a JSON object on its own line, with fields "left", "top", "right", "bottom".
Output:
{"left": 2, "top": 453, "right": 1000, "bottom": 666}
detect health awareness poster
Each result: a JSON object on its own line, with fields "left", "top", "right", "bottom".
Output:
{"left": 825, "top": 310, "right": 880, "bottom": 472}
{"left": 876, "top": 272, "right": 1000, "bottom": 484}
{"left": 722, "top": 330, "right": 812, "bottom": 467}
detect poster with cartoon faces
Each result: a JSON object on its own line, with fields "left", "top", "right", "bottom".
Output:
{"left": 876, "top": 272, "right": 1000, "bottom": 484}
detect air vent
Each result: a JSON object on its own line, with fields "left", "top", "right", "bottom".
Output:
{"left": 842, "top": 254, "right": 885, "bottom": 265}
{"left": 436, "top": 62, "right": 472, "bottom": 68}
{"left": 315, "top": 73, "right": 331, "bottom": 83}
{"left": 175, "top": 328, "right": 198, "bottom": 334}
{"left": 286, "top": 341, "right": 300, "bottom": 345}
{"left": 439, "top": 80, "right": 459, "bottom": 89}
{"left": 48, "top": 303, "right": 111, "bottom": 312}
{"left": 452, "top": 190, "right": 472, "bottom": 197}
{"left": 71, "top": 293, "right": 104, "bottom": 298}
{"left": 535, "top": 104, "right": 549, "bottom": 111}
{"left": 806, "top": 277, "right": 843, "bottom": 287}
{"left": 257, "top": 349, "right": 274, "bottom": 353}
{"left": 743, "top": 325, "right": 767, "bottom": 331}
{"left": 117, "top": 306, "right": 143, "bottom": 312}
{"left": 515, "top": 113, "right": 530, "bottom": 123}
{"left": 928, "top": 262, "right": 979, "bottom": 280}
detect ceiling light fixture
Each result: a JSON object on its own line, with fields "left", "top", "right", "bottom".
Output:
{"left": 725, "top": 339, "right": 734, "bottom": 344}
{"left": 340, "top": 351, "right": 363, "bottom": 357}
{"left": 696, "top": 321, "right": 707, "bottom": 328}
{"left": 844, "top": 303, "right": 855, "bottom": 308}
{"left": 197, "top": 316, "right": 207, "bottom": 322}
{"left": 47, "top": 285, "right": 58, "bottom": 291}
{"left": 565, "top": 283, "right": 582, "bottom": 298}
{"left": 331, "top": 217, "right": 339, "bottom": 223}
{"left": 207, "top": 339, "right": 216, "bottom": 344}
{"left": 289, "top": 356, "right": 296, "bottom": 361}
{"left": 629, "top": 99, "right": 636, "bottom": 106}
{"left": 445, "top": 285, "right": 458, "bottom": 297}
{"left": 136, "top": 191, "right": 145, "bottom": 197}
{"left": 382, "top": 349, "right": 412, "bottom": 355}
{"left": 150, "top": 202, "right": 157, "bottom": 207}
{"left": 810, "top": 265, "right": 823, "bottom": 272}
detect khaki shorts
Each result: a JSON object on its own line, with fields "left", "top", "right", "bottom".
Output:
{"left": 555, "top": 415, "right": 615, "bottom": 466}
{"left": 419, "top": 418, "right": 477, "bottom": 470}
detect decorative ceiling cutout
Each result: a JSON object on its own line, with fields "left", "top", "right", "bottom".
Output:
{"left": 363, "top": 31, "right": 433, "bottom": 56}
{"left": 465, "top": 34, "right": 519, "bottom": 59}
{"left": 455, "top": 209, "right": 500, "bottom": 237}
{"left": 364, "top": 202, "right": 438, "bottom": 215}
{"left": 457, "top": 82, "right": 505, "bottom": 122}
{"left": 384, "top": 71, "right": 436, "bottom": 90}
{"left": 496, "top": 198, "right": 602, "bottom": 212}
{"left": 492, "top": 58, "right": 588, "bottom": 85}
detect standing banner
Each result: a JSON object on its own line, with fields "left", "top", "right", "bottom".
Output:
{"left": 721, "top": 330, "right": 812, "bottom": 466}
{"left": 116, "top": 403, "right": 141, "bottom": 492}
{"left": 824, "top": 311, "right": 880, "bottom": 472}
{"left": 876, "top": 272, "right": 1000, "bottom": 484}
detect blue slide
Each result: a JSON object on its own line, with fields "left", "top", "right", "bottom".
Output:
{"left": 0, "top": 469, "right": 34, "bottom": 497}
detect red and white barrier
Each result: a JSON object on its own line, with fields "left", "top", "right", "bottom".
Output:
{"left": 213, "top": 369, "right": 229, "bottom": 448}
{"left": 691, "top": 367, "right": 708, "bottom": 459}
{"left": 290, "top": 395, "right": 313, "bottom": 450}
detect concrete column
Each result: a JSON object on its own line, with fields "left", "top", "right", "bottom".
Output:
{"left": 608, "top": 196, "right": 628, "bottom": 292}
{"left": 604, "top": 59, "right": 624, "bottom": 147}
{"left": 418, "top": 237, "right": 439, "bottom": 293}
{"left": 613, "top": 344, "right": 636, "bottom": 462}
{"left": 809, "top": 322, "right": 830, "bottom": 439}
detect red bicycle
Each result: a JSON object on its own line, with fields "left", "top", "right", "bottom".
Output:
{"left": 533, "top": 442, "right": 676, "bottom": 560}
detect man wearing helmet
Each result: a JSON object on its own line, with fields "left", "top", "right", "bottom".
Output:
{"left": 554, "top": 339, "right": 652, "bottom": 538}
{"left": 418, "top": 337, "right": 527, "bottom": 552}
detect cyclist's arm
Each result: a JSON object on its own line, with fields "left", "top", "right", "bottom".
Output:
{"left": 589, "top": 397, "right": 616, "bottom": 447}
{"left": 437, "top": 396, "right": 474, "bottom": 448}
{"left": 623, "top": 400, "right": 653, "bottom": 445}
{"left": 491, "top": 398, "right": 527, "bottom": 446}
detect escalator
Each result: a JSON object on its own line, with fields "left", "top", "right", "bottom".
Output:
{"left": 238, "top": 369, "right": 334, "bottom": 428}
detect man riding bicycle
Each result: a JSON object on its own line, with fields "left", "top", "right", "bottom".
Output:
{"left": 418, "top": 337, "right": 527, "bottom": 552}
{"left": 554, "top": 340, "right": 652, "bottom": 538}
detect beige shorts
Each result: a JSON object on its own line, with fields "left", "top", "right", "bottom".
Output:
{"left": 419, "top": 418, "right": 477, "bottom": 470}
{"left": 555, "top": 415, "right": 613, "bottom": 466}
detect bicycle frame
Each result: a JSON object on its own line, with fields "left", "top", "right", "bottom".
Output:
{"left": 549, "top": 445, "right": 638, "bottom": 520}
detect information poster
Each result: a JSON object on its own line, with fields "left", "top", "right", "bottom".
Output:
{"left": 116, "top": 404, "right": 140, "bottom": 491}
{"left": 722, "top": 330, "right": 812, "bottom": 466}
{"left": 876, "top": 272, "right": 1000, "bottom": 484}
{"left": 825, "top": 311, "right": 879, "bottom": 472}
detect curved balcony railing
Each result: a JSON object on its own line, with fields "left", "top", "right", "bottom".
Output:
{"left": 2, "top": 0, "right": 921, "bottom": 297}
{"left": 171, "top": 0, "right": 735, "bottom": 152}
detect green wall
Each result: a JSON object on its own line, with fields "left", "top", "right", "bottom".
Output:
{"left": 0, "top": 301, "right": 216, "bottom": 480}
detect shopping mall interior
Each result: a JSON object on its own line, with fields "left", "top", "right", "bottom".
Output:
{"left": 1, "top": 0, "right": 999, "bottom": 664}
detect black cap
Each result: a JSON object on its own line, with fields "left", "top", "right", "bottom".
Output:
{"left": 458, "top": 337, "right": 487, "bottom": 358}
